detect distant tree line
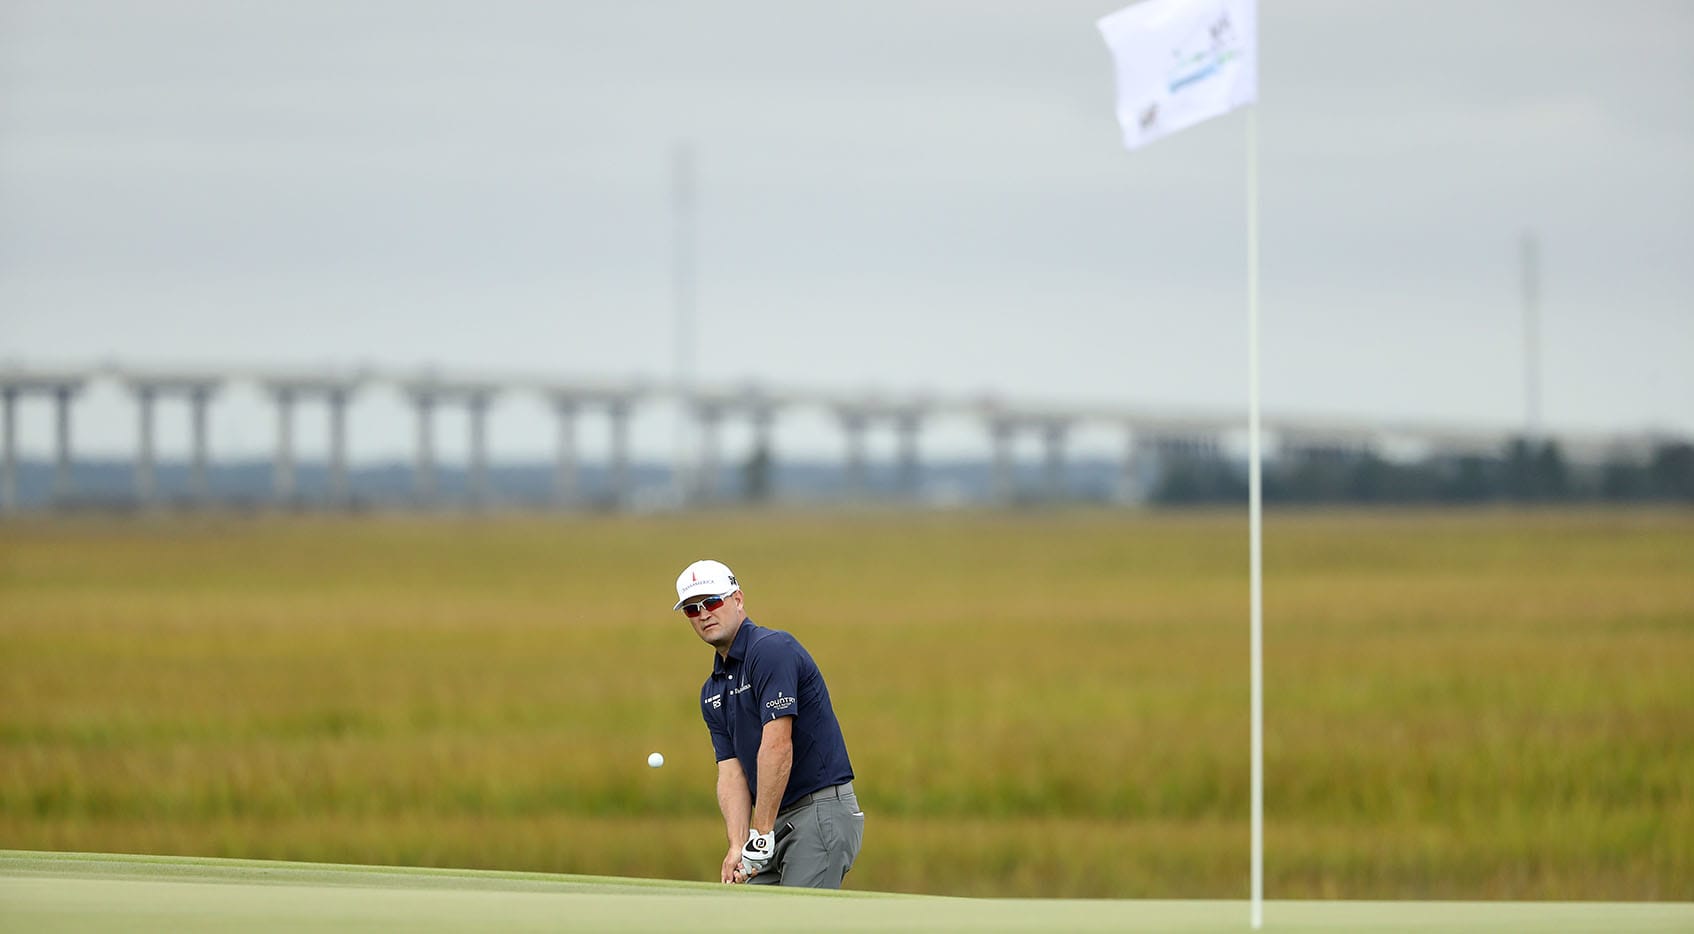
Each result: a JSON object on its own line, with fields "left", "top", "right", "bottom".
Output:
{"left": 1152, "top": 439, "right": 1694, "bottom": 505}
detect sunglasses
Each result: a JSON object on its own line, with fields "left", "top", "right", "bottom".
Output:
{"left": 680, "top": 592, "right": 734, "bottom": 618}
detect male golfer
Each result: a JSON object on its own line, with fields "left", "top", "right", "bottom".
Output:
{"left": 674, "top": 559, "right": 863, "bottom": 887}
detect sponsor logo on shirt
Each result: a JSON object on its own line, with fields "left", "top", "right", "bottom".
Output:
{"left": 765, "top": 691, "right": 796, "bottom": 711}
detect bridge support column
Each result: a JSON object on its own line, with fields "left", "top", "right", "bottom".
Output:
{"left": 895, "top": 412, "right": 922, "bottom": 498}
{"left": 607, "top": 399, "right": 631, "bottom": 509}
{"left": 1, "top": 388, "right": 16, "bottom": 513}
{"left": 467, "top": 393, "right": 492, "bottom": 508}
{"left": 273, "top": 388, "right": 296, "bottom": 503}
{"left": 190, "top": 388, "right": 212, "bottom": 504}
{"left": 135, "top": 387, "right": 157, "bottom": 504}
{"left": 552, "top": 399, "right": 578, "bottom": 508}
{"left": 840, "top": 410, "right": 868, "bottom": 497}
{"left": 695, "top": 403, "right": 723, "bottom": 503}
{"left": 52, "top": 386, "right": 75, "bottom": 506}
{"left": 1040, "top": 420, "right": 1069, "bottom": 502}
{"left": 989, "top": 418, "right": 1016, "bottom": 506}
{"left": 412, "top": 393, "right": 437, "bottom": 503}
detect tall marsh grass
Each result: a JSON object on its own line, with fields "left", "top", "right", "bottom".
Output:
{"left": 2, "top": 509, "right": 1689, "bottom": 897}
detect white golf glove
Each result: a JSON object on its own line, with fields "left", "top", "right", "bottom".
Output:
{"left": 738, "top": 828, "right": 776, "bottom": 877}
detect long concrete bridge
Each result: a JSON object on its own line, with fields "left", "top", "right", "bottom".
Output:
{"left": 0, "top": 361, "right": 1664, "bottom": 512}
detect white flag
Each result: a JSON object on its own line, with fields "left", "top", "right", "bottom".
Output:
{"left": 1098, "top": 0, "right": 1258, "bottom": 150}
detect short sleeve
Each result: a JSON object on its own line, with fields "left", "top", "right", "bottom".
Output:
{"left": 701, "top": 685, "right": 735, "bottom": 761}
{"left": 748, "top": 637, "right": 801, "bottom": 723}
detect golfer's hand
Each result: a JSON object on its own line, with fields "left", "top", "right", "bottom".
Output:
{"left": 721, "top": 844, "right": 746, "bottom": 883}
{"left": 738, "top": 828, "right": 776, "bottom": 878}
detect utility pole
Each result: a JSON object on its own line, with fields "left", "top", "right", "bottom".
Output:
{"left": 1521, "top": 232, "right": 1541, "bottom": 441}
{"left": 673, "top": 142, "right": 697, "bottom": 505}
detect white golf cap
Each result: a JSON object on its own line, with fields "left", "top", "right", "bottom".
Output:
{"left": 673, "top": 559, "right": 740, "bottom": 610}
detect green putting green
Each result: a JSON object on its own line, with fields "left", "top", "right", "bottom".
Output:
{"left": 3, "top": 851, "right": 1689, "bottom": 933}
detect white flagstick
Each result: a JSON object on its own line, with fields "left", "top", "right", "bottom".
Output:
{"left": 1095, "top": 4, "right": 1263, "bottom": 922}
{"left": 1246, "top": 105, "right": 1264, "bottom": 931}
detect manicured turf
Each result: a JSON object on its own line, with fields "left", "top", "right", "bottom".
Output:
{"left": 3, "top": 850, "right": 1691, "bottom": 933}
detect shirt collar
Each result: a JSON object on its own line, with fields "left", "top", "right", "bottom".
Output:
{"left": 711, "top": 617, "right": 757, "bottom": 676}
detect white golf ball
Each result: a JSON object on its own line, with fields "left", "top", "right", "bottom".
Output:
{"left": 647, "top": 752, "right": 665, "bottom": 768}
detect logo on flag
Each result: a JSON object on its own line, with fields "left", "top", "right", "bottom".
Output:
{"left": 1099, "top": 0, "right": 1258, "bottom": 150}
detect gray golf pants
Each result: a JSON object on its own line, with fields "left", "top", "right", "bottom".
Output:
{"left": 749, "top": 782, "right": 864, "bottom": 889}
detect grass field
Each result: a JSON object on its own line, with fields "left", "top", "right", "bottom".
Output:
{"left": 1, "top": 508, "right": 1690, "bottom": 899}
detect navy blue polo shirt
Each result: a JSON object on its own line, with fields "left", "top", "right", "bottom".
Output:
{"left": 700, "top": 618, "right": 854, "bottom": 810}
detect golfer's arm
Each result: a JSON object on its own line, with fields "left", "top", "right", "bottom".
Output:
{"left": 751, "top": 716, "right": 794, "bottom": 833}
{"left": 716, "top": 758, "right": 752, "bottom": 848}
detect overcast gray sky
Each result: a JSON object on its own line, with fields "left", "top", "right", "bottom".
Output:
{"left": 2, "top": 1, "right": 1690, "bottom": 463}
